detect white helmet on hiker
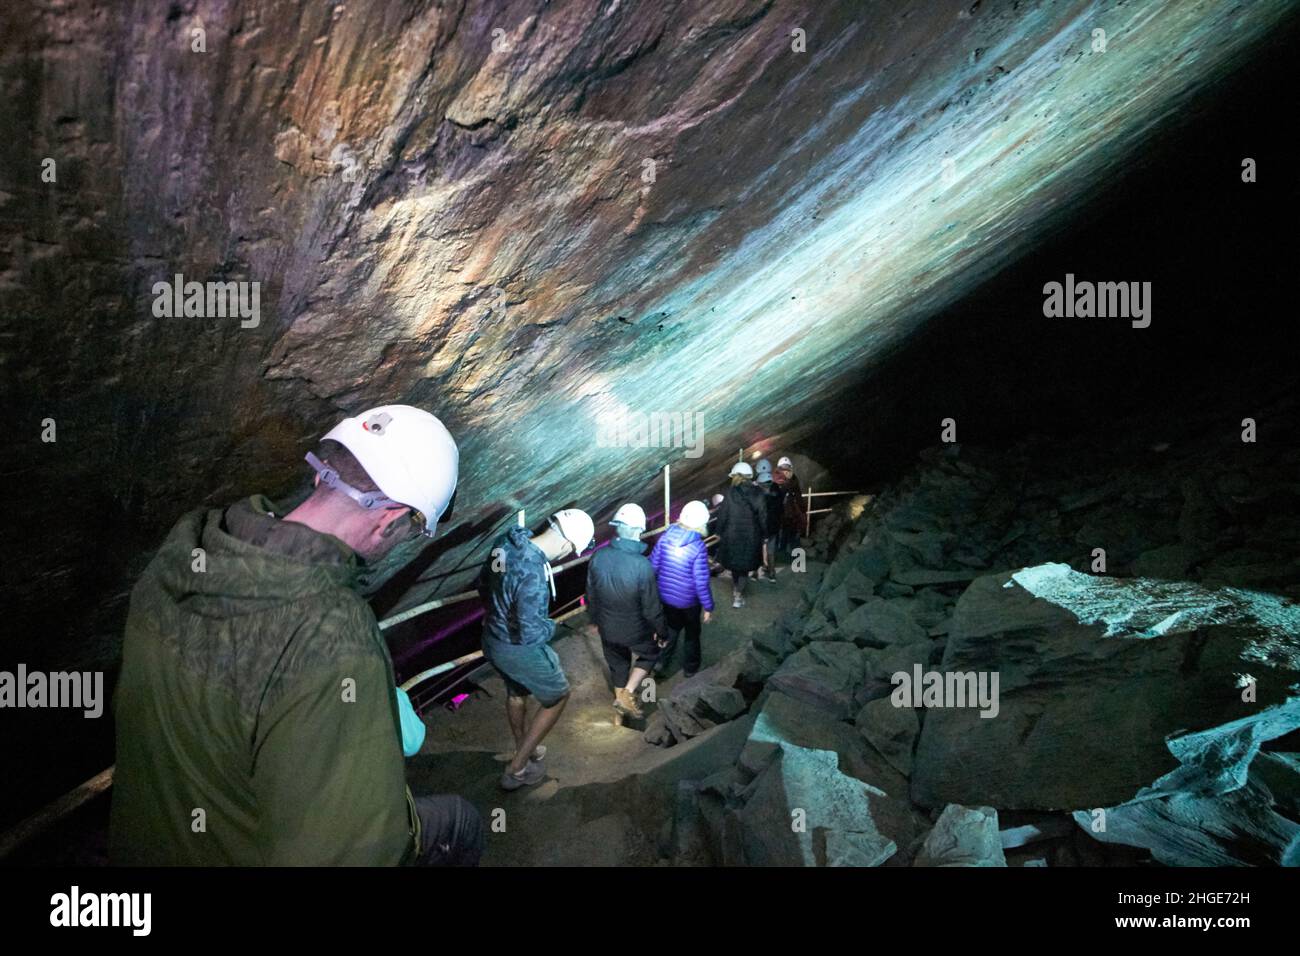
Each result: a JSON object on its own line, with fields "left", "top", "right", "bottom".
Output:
{"left": 310, "top": 405, "right": 458, "bottom": 536}
{"left": 679, "top": 500, "right": 710, "bottom": 530}
{"left": 550, "top": 508, "right": 594, "bottom": 557}
{"left": 611, "top": 502, "right": 646, "bottom": 532}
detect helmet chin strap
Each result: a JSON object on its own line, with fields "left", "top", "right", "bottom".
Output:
{"left": 306, "top": 452, "right": 402, "bottom": 512}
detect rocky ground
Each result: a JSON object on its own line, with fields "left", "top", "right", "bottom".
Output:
{"left": 415, "top": 395, "right": 1300, "bottom": 867}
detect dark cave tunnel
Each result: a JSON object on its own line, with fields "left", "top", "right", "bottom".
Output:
{"left": 0, "top": 0, "right": 1297, "bottom": 899}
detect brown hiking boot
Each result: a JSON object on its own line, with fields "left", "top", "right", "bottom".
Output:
{"left": 614, "top": 688, "right": 643, "bottom": 719}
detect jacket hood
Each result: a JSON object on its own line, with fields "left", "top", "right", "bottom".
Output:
{"left": 610, "top": 536, "right": 648, "bottom": 556}
{"left": 500, "top": 524, "right": 549, "bottom": 564}
{"left": 149, "top": 495, "right": 362, "bottom": 620}
{"left": 664, "top": 523, "right": 703, "bottom": 545}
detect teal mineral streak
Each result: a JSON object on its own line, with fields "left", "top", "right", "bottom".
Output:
{"left": 1010, "top": 562, "right": 1300, "bottom": 672}
{"left": 554, "top": 0, "right": 1292, "bottom": 516}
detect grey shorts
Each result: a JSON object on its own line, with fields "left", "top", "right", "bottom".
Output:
{"left": 482, "top": 638, "right": 570, "bottom": 707}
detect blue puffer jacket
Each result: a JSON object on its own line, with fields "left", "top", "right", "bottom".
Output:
{"left": 477, "top": 526, "right": 555, "bottom": 646}
{"left": 650, "top": 524, "right": 714, "bottom": 611}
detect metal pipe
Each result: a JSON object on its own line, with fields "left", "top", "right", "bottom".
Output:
{"left": 398, "top": 650, "right": 486, "bottom": 692}
{"left": 0, "top": 767, "right": 115, "bottom": 861}
{"left": 377, "top": 588, "right": 479, "bottom": 630}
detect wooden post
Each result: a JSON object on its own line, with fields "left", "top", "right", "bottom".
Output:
{"left": 517, "top": 509, "right": 525, "bottom": 527}
{"left": 663, "top": 463, "right": 671, "bottom": 528}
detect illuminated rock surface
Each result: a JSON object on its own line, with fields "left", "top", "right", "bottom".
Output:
{"left": 2, "top": 0, "right": 1295, "bottom": 672}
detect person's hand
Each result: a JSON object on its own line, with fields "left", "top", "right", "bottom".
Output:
{"left": 701, "top": 610, "right": 712, "bottom": 624}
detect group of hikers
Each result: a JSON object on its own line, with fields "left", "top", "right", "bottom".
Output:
{"left": 109, "top": 404, "right": 806, "bottom": 867}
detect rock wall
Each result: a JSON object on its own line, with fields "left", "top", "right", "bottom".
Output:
{"left": 2, "top": 0, "right": 1294, "bottom": 673}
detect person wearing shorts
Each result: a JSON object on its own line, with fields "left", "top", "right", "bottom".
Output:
{"left": 477, "top": 511, "right": 591, "bottom": 791}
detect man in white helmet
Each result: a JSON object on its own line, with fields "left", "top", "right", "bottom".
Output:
{"left": 585, "top": 503, "right": 668, "bottom": 719}
{"left": 111, "top": 405, "right": 484, "bottom": 866}
{"left": 478, "top": 507, "right": 593, "bottom": 790}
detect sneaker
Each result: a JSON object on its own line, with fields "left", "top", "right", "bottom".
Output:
{"left": 732, "top": 595, "right": 745, "bottom": 608}
{"left": 529, "top": 745, "right": 547, "bottom": 763}
{"left": 500, "top": 761, "right": 546, "bottom": 791}
{"left": 613, "top": 688, "right": 644, "bottom": 719}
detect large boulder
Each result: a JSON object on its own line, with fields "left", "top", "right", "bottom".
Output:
{"left": 734, "top": 746, "right": 898, "bottom": 866}
{"left": 836, "top": 599, "right": 928, "bottom": 648}
{"left": 743, "top": 689, "right": 908, "bottom": 798}
{"left": 767, "top": 642, "right": 865, "bottom": 720}
{"left": 855, "top": 696, "right": 920, "bottom": 777}
{"left": 911, "top": 563, "right": 1300, "bottom": 810}
{"left": 861, "top": 641, "right": 936, "bottom": 701}
{"left": 651, "top": 653, "right": 749, "bottom": 744}
{"left": 914, "top": 805, "right": 1007, "bottom": 867}
{"left": 1073, "top": 706, "right": 1300, "bottom": 866}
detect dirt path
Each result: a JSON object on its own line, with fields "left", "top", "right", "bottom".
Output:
{"left": 407, "top": 567, "right": 815, "bottom": 865}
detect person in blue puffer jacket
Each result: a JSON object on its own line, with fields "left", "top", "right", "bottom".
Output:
{"left": 649, "top": 500, "right": 715, "bottom": 677}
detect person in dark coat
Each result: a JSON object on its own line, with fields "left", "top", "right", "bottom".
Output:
{"left": 774, "top": 455, "right": 805, "bottom": 555}
{"left": 649, "top": 500, "right": 714, "bottom": 677}
{"left": 585, "top": 503, "right": 668, "bottom": 720}
{"left": 754, "top": 458, "right": 784, "bottom": 582}
{"left": 716, "top": 461, "right": 766, "bottom": 608}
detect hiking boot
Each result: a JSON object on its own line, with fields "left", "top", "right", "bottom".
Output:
{"left": 499, "top": 761, "right": 546, "bottom": 791}
{"left": 613, "top": 688, "right": 644, "bottom": 719}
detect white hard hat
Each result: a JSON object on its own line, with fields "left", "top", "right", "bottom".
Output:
{"left": 550, "top": 508, "right": 594, "bottom": 556}
{"left": 710, "top": 494, "right": 725, "bottom": 507}
{"left": 729, "top": 461, "right": 754, "bottom": 478}
{"left": 319, "top": 405, "right": 459, "bottom": 531}
{"left": 611, "top": 502, "right": 646, "bottom": 530}
{"left": 679, "top": 500, "right": 709, "bottom": 530}
{"left": 776, "top": 456, "right": 793, "bottom": 470}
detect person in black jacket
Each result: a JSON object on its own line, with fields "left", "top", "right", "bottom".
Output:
{"left": 586, "top": 503, "right": 668, "bottom": 720}
{"left": 716, "top": 462, "right": 767, "bottom": 609}
{"left": 754, "top": 458, "right": 784, "bottom": 582}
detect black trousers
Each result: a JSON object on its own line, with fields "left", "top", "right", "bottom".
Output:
{"left": 414, "top": 794, "right": 485, "bottom": 866}
{"left": 601, "top": 635, "right": 660, "bottom": 688}
{"left": 661, "top": 603, "right": 703, "bottom": 675}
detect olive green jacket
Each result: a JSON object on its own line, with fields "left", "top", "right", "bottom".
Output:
{"left": 109, "top": 496, "right": 419, "bottom": 865}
